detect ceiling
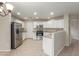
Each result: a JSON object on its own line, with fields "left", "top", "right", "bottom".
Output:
{"left": 8, "top": 2, "right": 79, "bottom": 21}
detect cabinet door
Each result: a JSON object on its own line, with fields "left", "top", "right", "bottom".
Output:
{"left": 43, "top": 22, "right": 47, "bottom": 28}
{"left": 56, "top": 20, "right": 64, "bottom": 28}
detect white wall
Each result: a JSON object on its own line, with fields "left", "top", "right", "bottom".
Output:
{"left": 0, "top": 13, "right": 11, "bottom": 51}
{"left": 26, "top": 21, "right": 34, "bottom": 38}
{"left": 64, "top": 14, "right": 71, "bottom": 46}
{"left": 71, "top": 19, "right": 79, "bottom": 40}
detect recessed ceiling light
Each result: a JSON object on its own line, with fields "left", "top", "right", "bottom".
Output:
{"left": 24, "top": 17, "right": 28, "bottom": 19}
{"left": 17, "top": 12, "right": 20, "bottom": 15}
{"left": 35, "top": 17, "right": 39, "bottom": 19}
{"left": 50, "top": 12, "right": 54, "bottom": 15}
{"left": 33, "top": 12, "right": 37, "bottom": 15}
{"left": 48, "top": 17, "right": 50, "bottom": 19}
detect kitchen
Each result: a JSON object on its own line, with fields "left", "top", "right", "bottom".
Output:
{"left": 11, "top": 14, "right": 65, "bottom": 56}
{"left": 0, "top": 2, "right": 71, "bottom": 56}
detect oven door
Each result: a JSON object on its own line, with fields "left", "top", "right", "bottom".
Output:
{"left": 36, "top": 31, "right": 43, "bottom": 36}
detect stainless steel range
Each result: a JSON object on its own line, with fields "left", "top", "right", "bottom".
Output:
{"left": 36, "top": 25, "right": 43, "bottom": 40}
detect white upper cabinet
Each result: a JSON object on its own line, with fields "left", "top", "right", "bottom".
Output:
{"left": 33, "top": 19, "right": 64, "bottom": 28}
{"left": 46, "top": 20, "right": 64, "bottom": 28}
{"left": 56, "top": 20, "right": 64, "bottom": 28}
{"left": 33, "top": 21, "right": 47, "bottom": 28}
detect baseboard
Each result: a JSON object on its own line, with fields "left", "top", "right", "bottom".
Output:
{"left": 23, "top": 39, "right": 27, "bottom": 41}
{"left": 73, "top": 39, "right": 79, "bottom": 40}
{"left": 26, "top": 38, "right": 33, "bottom": 39}
{"left": 0, "top": 50, "right": 11, "bottom": 52}
{"left": 65, "top": 43, "right": 70, "bottom": 46}
{"left": 56, "top": 46, "right": 65, "bottom": 56}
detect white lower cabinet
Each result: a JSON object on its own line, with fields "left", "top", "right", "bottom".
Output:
{"left": 43, "top": 37, "right": 54, "bottom": 56}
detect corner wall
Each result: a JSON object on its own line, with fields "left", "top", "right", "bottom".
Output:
{"left": 0, "top": 13, "right": 11, "bottom": 51}
{"left": 64, "top": 14, "right": 72, "bottom": 46}
{"left": 71, "top": 19, "right": 79, "bottom": 40}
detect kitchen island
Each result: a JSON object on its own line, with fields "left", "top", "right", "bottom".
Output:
{"left": 42, "top": 30, "right": 66, "bottom": 56}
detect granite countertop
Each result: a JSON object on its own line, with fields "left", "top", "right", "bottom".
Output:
{"left": 33, "top": 28, "right": 63, "bottom": 33}
{"left": 43, "top": 33, "right": 54, "bottom": 39}
{"left": 33, "top": 30, "right": 56, "bottom": 32}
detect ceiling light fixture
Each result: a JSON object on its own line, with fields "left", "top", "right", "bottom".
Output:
{"left": 35, "top": 17, "right": 39, "bottom": 19}
{"left": 24, "top": 17, "right": 28, "bottom": 19}
{"left": 33, "top": 12, "right": 37, "bottom": 15}
{"left": 0, "top": 2, "right": 14, "bottom": 17}
{"left": 48, "top": 17, "right": 50, "bottom": 19}
{"left": 5, "top": 3, "right": 14, "bottom": 11}
{"left": 50, "top": 12, "right": 54, "bottom": 15}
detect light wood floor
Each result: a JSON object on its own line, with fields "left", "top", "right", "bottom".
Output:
{"left": 0, "top": 39, "right": 46, "bottom": 56}
{"left": 58, "top": 39, "right": 79, "bottom": 56}
{"left": 0, "top": 39, "right": 79, "bottom": 56}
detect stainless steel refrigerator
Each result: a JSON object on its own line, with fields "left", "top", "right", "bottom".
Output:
{"left": 11, "top": 22, "right": 23, "bottom": 49}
